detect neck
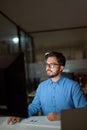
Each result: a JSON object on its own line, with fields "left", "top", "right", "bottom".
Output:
{"left": 51, "top": 73, "right": 61, "bottom": 82}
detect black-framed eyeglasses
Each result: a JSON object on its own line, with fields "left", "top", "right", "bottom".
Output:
{"left": 45, "top": 63, "right": 60, "bottom": 68}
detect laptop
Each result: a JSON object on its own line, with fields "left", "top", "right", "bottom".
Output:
{"left": 61, "top": 108, "right": 87, "bottom": 130}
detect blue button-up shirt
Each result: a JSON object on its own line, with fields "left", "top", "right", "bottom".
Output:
{"left": 28, "top": 76, "right": 87, "bottom": 116}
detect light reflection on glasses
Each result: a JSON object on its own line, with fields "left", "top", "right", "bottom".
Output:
{"left": 45, "top": 63, "right": 60, "bottom": 68}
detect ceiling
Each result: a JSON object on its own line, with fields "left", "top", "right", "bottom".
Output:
{"left": 0, "top": 0, "right": 87, "bottom": 33}
{"left": 0, "top": 0, "right": 87, "bottom": 61}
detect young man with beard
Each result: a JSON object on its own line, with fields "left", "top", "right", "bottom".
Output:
{"left": 7, "top": 51, "right": 87, "bottom": 124}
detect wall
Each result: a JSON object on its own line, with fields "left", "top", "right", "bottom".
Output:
{"left": 28, "top": 59, "right": 87, "bottom": 82}
{"left": 30, "top": 28, "right": 87, "bottom": 62}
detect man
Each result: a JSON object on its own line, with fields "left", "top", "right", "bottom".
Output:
{"left": 7, "top": 51, "right": 87, "bottom": 124}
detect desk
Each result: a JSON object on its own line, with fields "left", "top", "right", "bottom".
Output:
{"left": 0, "top": 116, "right": 61, "bottom": 130}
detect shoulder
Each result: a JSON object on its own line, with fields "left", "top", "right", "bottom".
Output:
{"left": 62, "top": 76, "right": 78, "bottom": 84}
{"left": 38, "top": 79, "right": 50, "bottom": 87}
{"left": 36, "top": 79, "right": 50, "bottom": 94}
{"left": 60, "top": 77, "right": 81, "bottom": 94}
{"left": 61, "top": 76, "right": 79, "bottom": 88}
{"left": 37, "top": 78, "right": 52, "bottom": 91}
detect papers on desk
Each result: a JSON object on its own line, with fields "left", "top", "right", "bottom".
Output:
{"left": 21, "top": 116, "right": 61, "bottom": 129}
{"left": 0, "top": 116, "right": 60, "bottom": 130}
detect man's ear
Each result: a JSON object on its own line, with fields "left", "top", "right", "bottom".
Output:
{"left": 60, "top": 66, "right": 65, "bottom": 72}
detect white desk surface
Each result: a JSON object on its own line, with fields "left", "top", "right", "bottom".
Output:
{"left": 0, "top": 116, "right": 61, "bottom": 130}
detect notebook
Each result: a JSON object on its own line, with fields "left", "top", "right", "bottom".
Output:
{"left": 61, "top": 108, "right": 87, "bottom": 130}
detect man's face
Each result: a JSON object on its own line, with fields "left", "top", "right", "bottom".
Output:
{"left": 45, "top": 57, "right": 63, "bottom": 78}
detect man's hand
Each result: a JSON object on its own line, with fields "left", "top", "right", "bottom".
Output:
{"left": 47, "top": 113, "right": 60, "bottom": 121}
{"left": 7, "top": 117, "right": 21, "bottom": 125}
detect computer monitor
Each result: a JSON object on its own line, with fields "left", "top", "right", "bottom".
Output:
{"left": 0, "top": 52, "right": 28, "bottom": 118}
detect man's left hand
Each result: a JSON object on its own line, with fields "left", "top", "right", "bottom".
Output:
{"left": 47, "top": 112, "right": 60, "bottom": 121}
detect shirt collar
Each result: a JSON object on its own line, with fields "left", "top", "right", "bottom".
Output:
{"left": 49, "top": 76, "right": 64, "bottom": 84}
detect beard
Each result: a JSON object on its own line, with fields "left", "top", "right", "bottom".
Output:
{"left": 46, "top": 70, "right": 60, "bottom": 78}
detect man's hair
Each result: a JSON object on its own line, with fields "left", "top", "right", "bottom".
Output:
{"left": 44, "top": 51, "right": 66, "bottom": 66}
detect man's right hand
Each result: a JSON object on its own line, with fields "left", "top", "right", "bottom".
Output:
{"left": 7, "top": 117, "right": 21, "bottom": 125}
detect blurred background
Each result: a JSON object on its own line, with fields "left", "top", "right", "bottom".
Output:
{"left": 0, "top": 0, "right": 87, "bottom": 95}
